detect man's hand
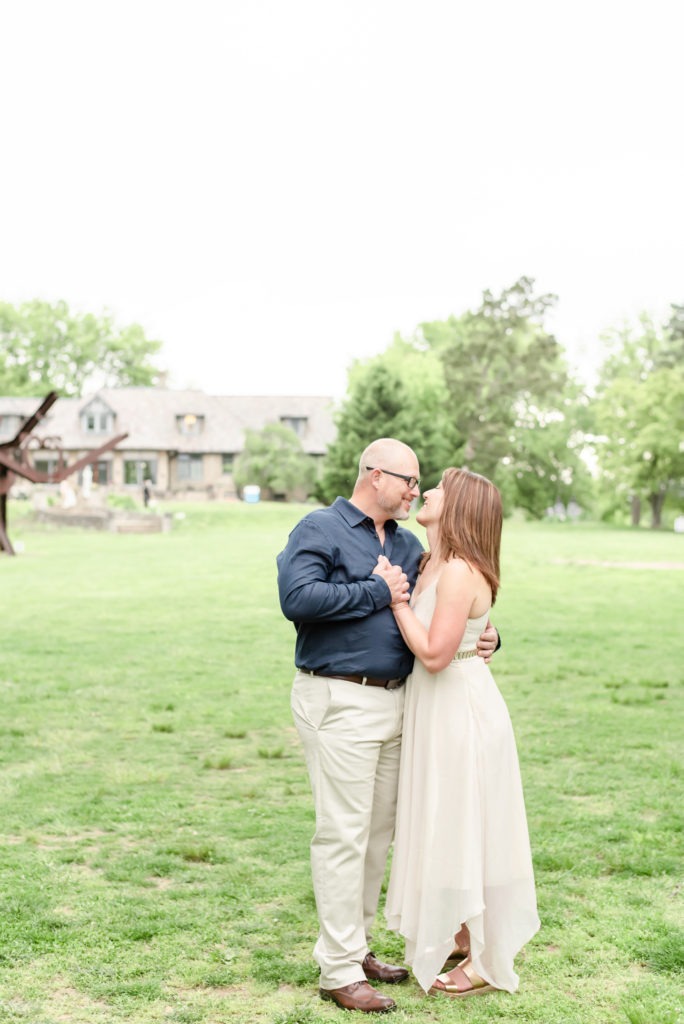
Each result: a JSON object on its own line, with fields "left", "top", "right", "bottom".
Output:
{"left": 477, "top": 624, "right": 499, "bottom": 664}
{"left": 372, "top": 554, "right": 410, "bottom": 605}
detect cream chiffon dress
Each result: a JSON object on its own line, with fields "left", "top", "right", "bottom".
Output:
{"left": 385, "top": 580, "right": 540, "bottom": 993}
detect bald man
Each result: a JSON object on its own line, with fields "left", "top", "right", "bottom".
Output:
{"left": 277, "top": 439, "right": 499, "bottom": 1013}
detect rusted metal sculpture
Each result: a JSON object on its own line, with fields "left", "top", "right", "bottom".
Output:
{"left": 0, "top": 391, "right": 128, "bottom": 555}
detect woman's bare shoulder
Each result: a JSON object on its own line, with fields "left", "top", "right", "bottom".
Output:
{"left": 438, "top": 558, "right": 479, "bottom": 593}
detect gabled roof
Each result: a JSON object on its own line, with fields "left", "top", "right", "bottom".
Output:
{"left": 80, "top": 394, "right": 116, "bottom": 416}
{"left": 0, "top": 396, "right": 45, "bottom": 415}
{"left": 0, "top": 388, "right": 338, "bottom": 454}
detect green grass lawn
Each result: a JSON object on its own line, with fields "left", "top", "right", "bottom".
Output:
{"left": 1, "top": 501, "right": 682, "bottom": 1024}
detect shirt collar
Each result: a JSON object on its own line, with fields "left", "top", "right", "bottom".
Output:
{"left": 333, "top": 496, "right": 398, "bottom": 536}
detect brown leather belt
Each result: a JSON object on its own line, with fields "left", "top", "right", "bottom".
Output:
{"left": 301, "top": 669, "right": 405, "bottom": 690}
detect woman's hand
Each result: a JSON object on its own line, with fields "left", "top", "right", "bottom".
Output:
{"left": 372, "top": 554, "right": 410, "bottom": 605}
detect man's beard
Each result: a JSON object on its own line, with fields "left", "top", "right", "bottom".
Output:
{"left": 378, "top": 494, "right": 409, "bottom": 521}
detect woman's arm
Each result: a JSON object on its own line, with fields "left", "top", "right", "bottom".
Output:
{"left": 392, "top": 560, "right": 478, "bottom": 673}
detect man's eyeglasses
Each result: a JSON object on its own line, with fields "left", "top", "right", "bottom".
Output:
{"left": 365, "top": 466, "right": 420, "bottom": 490}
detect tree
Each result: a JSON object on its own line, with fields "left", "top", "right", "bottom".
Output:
{"left": 662, "top": 302, "right": 684, "bottom": 366}
{"left": 317, "top": 279, "right": 587, "bottom": 515}
{"left": 0, "top": 299, "right": 163, "bottom": 396}
{"left": 411, "top": 277, "right": 585, "bottom": 516}
{"left": 418, "top": 278, "right": 570, "bottom": 481}
{"left": 500, "top": 403, "right": 596, "bottom": 519}
{"left": 593, "top": 315, "right": 684, "bottom": 527}
{"left": 233, "top": 423, "right": 317, "bottom": 501}
{"left": 314, "top": 338, "right": 452, "bottom": 505}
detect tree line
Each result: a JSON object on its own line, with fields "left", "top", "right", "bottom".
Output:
{"left": 2, "top": 287, "right": 683, "bottom": 528}
{"left": 0, "top": 300, "right": 162, "bottom": 396}
{"left": 239, "top": 278, "right": 684, "bottom": 528}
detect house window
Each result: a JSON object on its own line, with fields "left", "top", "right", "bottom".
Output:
{"left": 124, "top": 459, "right": 157, "bottom": 485}
{"left": 176, "top": 414, "right": 204, "bottom": 436}
{"left": 176, "top": 454, "right": 203, "bottom": 481}
{"left": 81, "top": 408, "right": 113, "bottom": 434}
{"left": 34, "top": 457, "right": 60, "bottom": 477}
{"left": 222, "top": 453, "right": 235, "bottom": 474}
{"left": 280, "top": 416, "right": 307, "bottom": 437}
{"left": 0, "top": 414, "right": 21, "bottom": 437}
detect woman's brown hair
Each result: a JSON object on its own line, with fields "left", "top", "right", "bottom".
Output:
{"left": 423, "top": 467, "right": 502, "bottom": 603}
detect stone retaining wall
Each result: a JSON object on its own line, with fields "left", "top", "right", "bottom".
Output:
{"left": 35, "top": 508, "right": 171, "bottom": 534}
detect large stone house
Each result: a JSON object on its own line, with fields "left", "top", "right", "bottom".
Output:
{"left": 0, "top": 388, "right": 337, "bottom": 500}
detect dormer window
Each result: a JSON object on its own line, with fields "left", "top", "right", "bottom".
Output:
{"left": 85, "top": 413, "right": 110, "bottom": 433}
{"left": 80, "top": 398, "right": 114, "bottom": 434}
{"left": 280, "top": 416, "right": 308, "bottom": 438}
{"left": 176, "top": 413, "right": 204, "bottom": 436}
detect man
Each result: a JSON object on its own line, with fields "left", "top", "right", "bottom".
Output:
{"left": 277, "top": 439, "right": 499, "bottom": 1013}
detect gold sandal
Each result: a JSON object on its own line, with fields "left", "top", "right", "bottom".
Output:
{"left": 429, "top": 961, "right": 495, "bottom": 998}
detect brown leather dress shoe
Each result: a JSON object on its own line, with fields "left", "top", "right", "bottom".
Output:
{"left": 320, "top": 980, "right": 396, "bottom": 1013}
{"left": 362, "top": 952, "right": 409, "bottom": 984}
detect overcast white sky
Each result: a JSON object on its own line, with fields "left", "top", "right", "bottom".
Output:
{"left": 2, "top": 0, "right": 682, "bottom": 398}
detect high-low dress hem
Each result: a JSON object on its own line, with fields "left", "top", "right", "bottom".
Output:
{"left": 385, "top": 582, "right": 540, "bottom": 993}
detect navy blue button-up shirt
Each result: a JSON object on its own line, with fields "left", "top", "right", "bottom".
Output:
{"left": 277, "top": 497, "right": 424, "bottom": 679}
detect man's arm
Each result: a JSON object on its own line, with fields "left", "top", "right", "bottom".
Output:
{"left": 277, "top": 519, "right": 408, "bottom": 623}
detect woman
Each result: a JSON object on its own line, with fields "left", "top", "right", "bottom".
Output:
{"left": 383, "top": 468, "right": 540, "bottom": 997}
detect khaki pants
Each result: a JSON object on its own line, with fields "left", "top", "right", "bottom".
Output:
{"left": 291, "top": 671, "right": 405, "bottom": 990}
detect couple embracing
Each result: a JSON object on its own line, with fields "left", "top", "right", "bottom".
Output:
{"left": 277, "top": 438, "right": 540, "bottom": 1013}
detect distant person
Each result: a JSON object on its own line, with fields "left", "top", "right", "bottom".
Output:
{"left": 59, "top": 480, "right": 76, "bottom": 509}
{"left": 81, "top": 464, "right": 93, "bottom": 500}
{"left": 277, "top": 440, "right": 500, "bottom": 1014}
{"left": 143, "top": 479, "right": 151, "bottom": 508}
{"left": 384, "top": 467, "right": 540, "bottom": 997}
